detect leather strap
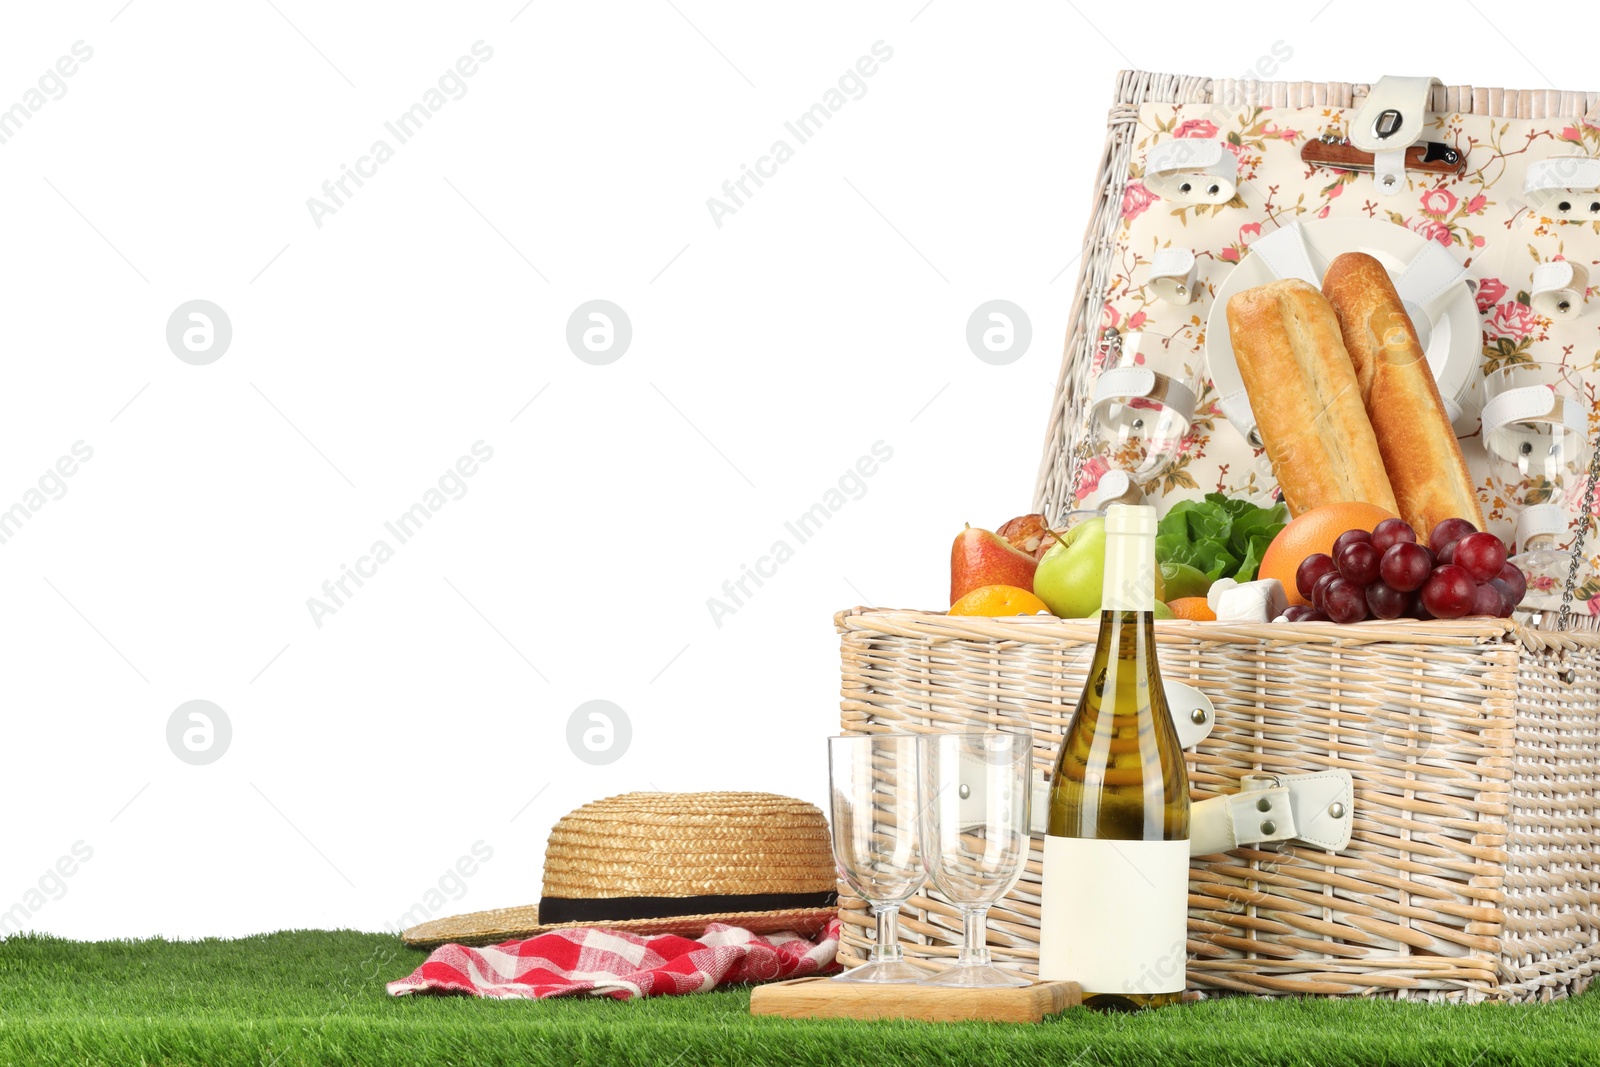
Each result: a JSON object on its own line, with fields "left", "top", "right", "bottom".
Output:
{"left": 1393, "top": 241, "right": 1470, "bottom": 309}
{"left": 1190, "top": 785, "right": 1297, "bottom": 855}
{"left": 1515, "top": 503, "right": 1571, "bottom": 548}
{"left": 1350, "top": 76, "right": 1442, "bottom": 194}
{"left": 1083, "top": 469, "right": 1141, "bottom": 510}
{"left": 1531, "top": 261, "right": 1590, "bottom": 319}
{"left": 1248, "top": 223, "right": 1320, "bottom": 287}
{"left": 1166, "top": 682, "right": 1216, "bottom": 750}
{"left": 1522, "top": 157, "right": 1600, "bottom": 220}
{"left": 1350, "top": 78, "right": 1440, "bottom": 159}
{"left": 1148, "top": 247, "right": 1199, "bottom": 306}
{"left": 1144, "top": 138, "right": 1239, "bottom": 205}
{"left": 1092, "top": 366, "right": 1199, "bottom": 426}
{"left": 538, "top": 890, "right": 838, "bottom": 925}
{"left": 1036, "top": 771, "right": 1355, "bottom": 854}
{"left": 1481, "top": 384, "right": 1585, "bottom": 440}
{"left": 1217, "top": 389, "right": 1262, "bottom": 449}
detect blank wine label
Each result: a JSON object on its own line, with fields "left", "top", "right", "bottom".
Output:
{"left": 1038, "top": 836, "right": 1188, "bottom": 994}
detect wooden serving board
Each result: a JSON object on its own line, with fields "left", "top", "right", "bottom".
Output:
{"left": 749, "top": 975, "right": 1081, "bottom": 1023}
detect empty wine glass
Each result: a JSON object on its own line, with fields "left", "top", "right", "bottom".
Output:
{"left": 916, "top": 729, "right": 1033, "bottom": 987}
{"left": 1086, "top": 329, "right": 1202, "bottom": 507}
{"left": 827, "top": 734, "right": 929, "bottom": 983}
{"left": 1482, "top": 363, "right": 1594, "bottom": 603}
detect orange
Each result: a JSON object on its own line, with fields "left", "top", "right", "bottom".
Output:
{"left": 949, "top": 584, "right": 1051, "bottom": 617}
{"left": 1168, "top": 596, "right": 1216, "bottom": 621}
{"left": 1259, "top": 501, "right": 1398, "bottom": 607}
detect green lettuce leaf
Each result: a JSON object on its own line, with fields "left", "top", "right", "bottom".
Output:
{"left": 1155, "top": 493, "right": 1288, "bottom": 584}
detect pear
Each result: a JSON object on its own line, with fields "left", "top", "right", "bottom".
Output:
{"left": 950, "top": 526, "right": 1039, "bottom": 606}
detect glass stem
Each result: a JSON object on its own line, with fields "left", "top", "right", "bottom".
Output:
{"left": 870, "top": 903, "right": 904, "bottom": 964}
{"left": 961, "top": 905, "right": 992, "bottom": 967}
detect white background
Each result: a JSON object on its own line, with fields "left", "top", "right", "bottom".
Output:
{"left": 0, "top": 0, "right": 1585, "bottom": 940}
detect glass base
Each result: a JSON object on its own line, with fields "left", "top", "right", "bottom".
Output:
{"left": 831, "top": 959, "right": 930, "bottom": 984}
{"left": 1514, "top": 546, "right": 1590, "bottom": 603}
{"left": 919, "top": 962, "right": 1032, "bottom": 988}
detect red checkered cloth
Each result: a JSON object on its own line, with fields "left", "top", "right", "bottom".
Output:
{"left": 387, "top": 919, "right": 842, "bottom": 1000}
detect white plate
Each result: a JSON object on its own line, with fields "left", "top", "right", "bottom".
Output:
{"left": 1205, "top": 218, "right": 1478, "bottom": 437}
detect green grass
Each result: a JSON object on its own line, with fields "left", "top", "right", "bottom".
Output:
{"left": 2, "top": 931, "right": 1598, "bottom": 1066}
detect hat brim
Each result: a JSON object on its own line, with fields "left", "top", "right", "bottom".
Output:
{"left": 401, "top": 903, "right": 838, "bottom": 950}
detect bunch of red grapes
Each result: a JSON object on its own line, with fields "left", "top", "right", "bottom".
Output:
{"left": 1285, "top": 518, "right": 1527, "bottom": 625}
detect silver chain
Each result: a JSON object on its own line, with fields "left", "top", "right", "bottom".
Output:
{"left": 1558, "top": 424, "right": 1600, "bottom": 630}
{"left": 1059, "top": 328, "right": 1121, "bottom": 527}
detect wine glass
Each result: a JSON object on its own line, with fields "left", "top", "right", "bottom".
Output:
{"left": 1085, "top": 329, "right": 1202, "bottom": 507}
{"left": 827, "top": 734, "right": 929, "bottom": 983}
{"left": 1482, "top": 363, "right": 1594, "bottom": 605}
{"left": 916, "top": 729, "right": 1033, "bottom": 987}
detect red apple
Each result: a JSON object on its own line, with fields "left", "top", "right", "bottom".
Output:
{"left": 951, "top": 525, "right": 1039, "bottom": 606}
{"left": 995, "top": 513, "right": 1060, "bottom": 561}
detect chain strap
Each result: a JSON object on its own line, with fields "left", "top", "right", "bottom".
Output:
{"left": 1059, "top": 329, "right": 1121, "bottom": 527}
{"left": 1558, "top": 419, "right": 1600, "bottom": 630}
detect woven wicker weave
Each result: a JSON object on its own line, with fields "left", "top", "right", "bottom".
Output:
{"left": 838, "top": 71, "right": 1600, "bottom": 1002}
{"left": 835, "top": 611, "right": 1600, "bottom": 1001}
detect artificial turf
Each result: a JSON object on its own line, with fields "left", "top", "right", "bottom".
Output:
{"left": 1, "top": 930, "right": 1598, "bottom": 1066}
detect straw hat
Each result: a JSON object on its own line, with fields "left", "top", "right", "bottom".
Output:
{"left": 402, "top": 791, "right": 839, "bottom": 948}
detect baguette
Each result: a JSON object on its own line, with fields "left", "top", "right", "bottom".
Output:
{"left": 1320, "top": 252, "right": 1484, "bottom": 542}
{"left": 1225, "top": 278, "right": 1399, "bottom": 517}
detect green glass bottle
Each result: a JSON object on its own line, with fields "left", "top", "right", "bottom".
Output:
{"left": 1039, "top": 503, "right": 1191, "bottom": 1009}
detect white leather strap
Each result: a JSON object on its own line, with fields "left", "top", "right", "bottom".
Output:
{"left": 1247, "top": 223, "right": 1320, "bottom": 287}
{"left": 1025, "top": 761, "right": 1354, "bottom": 855}
{"left": 1350, "top": 77, "right": 1442, "bottom": 195}
{"left": 1515, "top": 503, "right": 1570, "bottom": 548}
{"left": 1531, "top": 260, "right": 1590, "bottom": 319}
{"left": 1482, "top": 387, "right": 1585, "bottom": 473}
{"left": 1094, "top": 365, "right": 1157, "bottom": 402}
{"left": 1167, "top": 681, "right": 1216, "bottom": 750}
{"left": 1144, "top": 138, "right": 1239, "bottom": 206}
{"left": 1217, "top": 389, "right": 1262, "bottom": 449}
{"left": 1372, "top": 149, "right": 1408, "bottom": 194}
{"left": 1082, "top": 470, "right": 1142, "bottom": 510}
{"left": 1481, "top": 384, "right": 1584, "bottom": 438}
{"left": 1148, "top": 248, "right": 1199, "bottom": 305}
{"left": 1270, "top": 771, "right": 1354, "bottom": 852}
{"left": 1128, "top": 771, "right": 1353, "bottom": 854}
{"left": 1350, "top": 77, "right": 1441, "bottom": 151}
{"left": 955, "top": 746, "right": 1027, "bottom": 836}
{"left": 1190, "top": 786, "right": 1297, "bottom": 855}
{"left": 1091, "top": 367, "right": 1199, "bottom": 433}
{"left": 1389, "top": 241, "right": 1467, "bottom": 350}
{"left": 1393, "top": 241, "right": 1470, "bottom": 308}
{"left": 1523, "top": 157, "right": 1600, "bottom": 220}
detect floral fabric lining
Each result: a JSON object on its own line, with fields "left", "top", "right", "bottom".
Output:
{"left": 1083, "top": 103, "right": 1600, "bottom": 609}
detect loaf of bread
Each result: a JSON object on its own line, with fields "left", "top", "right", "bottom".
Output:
{"left": 1320, "top": 252, "right": 1484, "bottom": 542}
{"left": 1225, "top": 278, "right": 1399, "bottom": 517}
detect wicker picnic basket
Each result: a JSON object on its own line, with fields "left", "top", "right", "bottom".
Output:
{"left": 835, "top": 72, "right": 1600, "bottom": 1003}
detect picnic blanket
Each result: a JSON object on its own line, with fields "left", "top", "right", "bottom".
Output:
{"left": 388, "top": 919, "right": 841, "bottom": 1000}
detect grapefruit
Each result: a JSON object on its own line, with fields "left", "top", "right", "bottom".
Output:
{"left": 1259, "top": 501, "right": 1398, "bottom": 607}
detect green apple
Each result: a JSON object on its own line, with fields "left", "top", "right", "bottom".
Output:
{"left": 1033, "top": 517, "right": 1107, "bottom": 618}
{"left": 1153, "top": 600, "right": 1176, "bottom": 620}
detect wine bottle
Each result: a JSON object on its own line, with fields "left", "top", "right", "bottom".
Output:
{"left": 1039, "top": 503, "right": 1191, "bottom": 1009}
